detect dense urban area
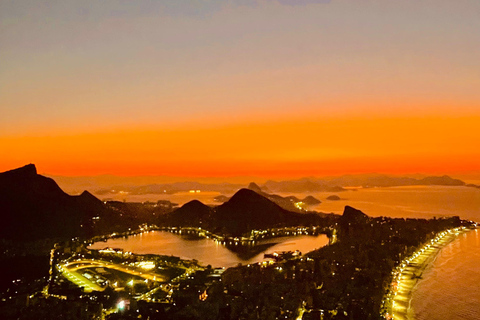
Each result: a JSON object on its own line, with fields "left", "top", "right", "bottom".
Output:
{"left": 0, "top": 165, "right": 477, "bottom": 319}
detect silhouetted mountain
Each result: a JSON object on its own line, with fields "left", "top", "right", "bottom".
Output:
{"left": 216, "top": 189, "right": 285, "bottom": 221}
{"left": 342, "top": 206, "right": 369, "bottom": 221}
{"left": 246, "top": 182, "right": 319, "bottom": 212}
{"left": 302, "top": 195, "right": 321, "bottom": 205}
{"left": 261, "top": 193, "right": 301, "bottom": 212}
{"left": 160, "top": 188, "right": 336, "bottom": 236}
{"left": 417, "top": 175, "right": 465, "bottom": 186}
{"left": 284, "top": 195, "right": 300, "bottom": 202}
{"left": 338, "top": 206, "right": 370, "bottom": 237}
{"left": 263, "top": 178, "right": 345, "bottom": 193}
{"left": 97, "top": 181, "right": 243, "bottom": 196}
{"left": 247, "top": 182, "right": 263, "bottom": 193}
{"left": 1, "top": 163, "right": 37, "bottom": 177}
{"left": 213, "top": 195, "right": 230, "bottom": 203}
{"left": 78, "top": 190, "right": 98, "bottom": 201}
{"left": 212, "top": 189, "right": 333, "bottom": 236}
{"left": 326, "top": 195, "right": 341, "bottom": 201}
{"left": 0, "top": 164, "right": 67, "bottom": 198}
{"left": 162, "top": 200, "right": 212, "bottom": 226}
{"left": 259, "top": 174, "right": 468, "bottom": 192}
{"left": 326, "top": 174, "right": 466, "bottom": 187}
{"left": 326, "top": 174, "right": 415, "bottom": 188}
{"left": 0, "top": 164, "right": 109, "bottom": 241}
{"left": 75, "top": 190, "right": 107, "bottom": 211}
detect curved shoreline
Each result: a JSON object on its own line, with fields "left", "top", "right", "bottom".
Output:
{"left": 404, "top": 248, "right": 443, "bottom": 320}
{"left": 384, "top": 227, "right": 473, "bottom": 320}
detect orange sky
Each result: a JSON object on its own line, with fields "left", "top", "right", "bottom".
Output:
{"left": 1, "top": 1, "right": 480, "bottom": 178}
{"left": 2, "top": 113, "right": 479, "bottom": 178}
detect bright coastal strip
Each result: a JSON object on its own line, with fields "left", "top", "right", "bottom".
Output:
{"left": 381, "top": 226, "right": 474, "bottom": 320}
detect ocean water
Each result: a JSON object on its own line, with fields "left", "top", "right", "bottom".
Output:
{"left": 300, "top": 186, "right": 480, "bottom": 319}
{"left": 97, "top": 186, "right": 480, "bottom": 220}
{"left": 299, "top": 185, "right": 480, "bottom": 221}
{"left": 410, "top": 229, "right": 480, "bottom": 320}
{"left": 97, "top": 185, "right": 480, "bottom": 318}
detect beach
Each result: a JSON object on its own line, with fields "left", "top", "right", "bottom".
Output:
{"left": 383, "top": 227, "right": 473, "bottom": 320}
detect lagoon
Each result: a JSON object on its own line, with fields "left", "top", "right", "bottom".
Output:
{"left": 89, "top": 231, "right": 329, "bottom": 268}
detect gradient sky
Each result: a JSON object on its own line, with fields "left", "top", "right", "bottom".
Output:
{"left": 1, "top": 0, "right": 479, "bottom": 178}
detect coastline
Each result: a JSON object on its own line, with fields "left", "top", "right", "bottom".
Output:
{"left": 385, "top": 227, "right": 473, "bottom": 320}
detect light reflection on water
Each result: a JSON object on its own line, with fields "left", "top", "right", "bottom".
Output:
{"left": 93, "top": 186, "right": 480, "bottom": 317}
{"left": 411, "top": 229, "right": 480, "bottom": 320}
{"left": 89, "top": 231, "right": 329, "bottom": 268}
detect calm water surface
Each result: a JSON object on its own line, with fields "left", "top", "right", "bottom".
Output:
{"left": 410, "top": 229, "right": 480, "bottom": 320}
{"left": 297, "top": 186, "right": 480, "bottom": 220}
{"left": 94, "top": 186, "right": 480, "bottom": 318}
{"left": 99, "top": 186, "right": 480, "bottom": 220}
{"left": 89, "top": 231, "right": 329, "bottom": 268}
{"left": 309, "top": 186, "right": 479, "bottom": 320}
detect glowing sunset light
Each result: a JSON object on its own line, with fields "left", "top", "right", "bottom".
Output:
{"left": 1, "top": 0, "right": 479, "bottom": 178}
{"left": 1, "top": 115, "right": 478, "bottom": 177}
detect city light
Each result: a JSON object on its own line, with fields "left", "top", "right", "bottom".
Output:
{"left": 117, "top": 300, "right": 125, "bottom": 311}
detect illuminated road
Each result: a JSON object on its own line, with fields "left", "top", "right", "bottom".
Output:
{"left": 385, "top": 227, "right": 469, "bottom": 320}
{"left": 137, "top": 267, "right": 197, "bottom": 301}
{"left": 68, "top": 260, "right": 166, "bottom": 281}
{"left": 57, "top": 264, "right": 104, "bottom": 292}
{"left": 59, "top": 259, "right": 168, "bottom": 292}
{"left": 296, "top": 306, "right": 306, "bottom": 320}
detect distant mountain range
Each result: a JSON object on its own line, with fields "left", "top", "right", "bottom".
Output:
{"left": 211, "top": 182, "right": 322, "bottom": 212}
{"left": 0, "top": 164, "right": 472, "bottom": 242}
{"left": 0, "top": 164, "right": 335, "bottom": 241}
{"left": 260, "top": 175, "right": 465, "bottom": 193}
{"left": 246, "top": 182, "right": 321, "bottom": 212}
{"left": 91, "top": 174, "right": 468, "bottom": 198}
{"left": 261, "top": 178, "right": 346, "bottom": 193}
{"left": 95, "top": 181, "right": 243, "bottom": 196}
{"left": 7, "top": 163, "right": 471, "bottom": 300}
{"left": 323, "top": 174, "right": 465, "bottom": 188}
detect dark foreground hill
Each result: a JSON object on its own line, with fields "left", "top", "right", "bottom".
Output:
{"left": 0, "top": 164, "right": 109, "bottom": 241}
{"left": 163, "top": 200, "right": 213, "bottom": 226}
{"left": 162, "top": 188, "right": 336, "bottom": 236}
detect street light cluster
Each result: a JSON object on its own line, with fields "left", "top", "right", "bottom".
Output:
{"left": 381, "top": 227, "right": 467, "bottom": 319}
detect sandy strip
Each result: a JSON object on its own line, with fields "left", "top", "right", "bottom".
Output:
{"left": 382, "top": 227, "right": 472, "bottom": 320}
